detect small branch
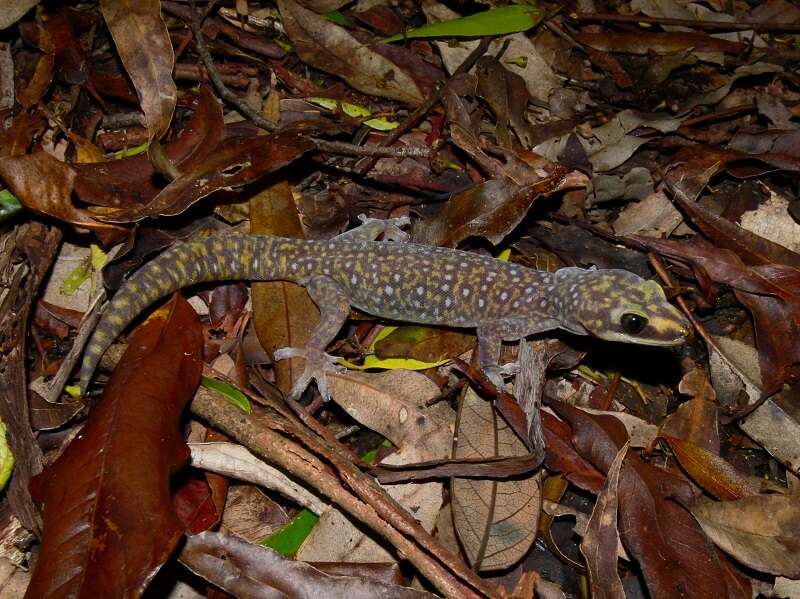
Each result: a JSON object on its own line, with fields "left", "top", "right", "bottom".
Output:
{"left": 190, "top": 388, "right": 494, "bottom": 599}
{"left": 356, "top": 36, "right": 493, "bottom": 176}
{"left": 312, "top": 138, "right": 431, "bottom": 159}
{"left": 574, "top": 12, "right": 800, "bottom": 33}
{"left": 189, "top": 0, "right": 277, "bottom": 132}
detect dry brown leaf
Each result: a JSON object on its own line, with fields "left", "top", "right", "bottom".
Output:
{"left": 692, "top": 494, "right": 800, "bottom": 578}
{"left": 451, "top": 386, "right": 541, "bottom": 571}
{"left": 581, "top": 441, "right": 628, "bottom": 599}
{"left": 249, "top": 181, "right": 318, "bottom": 397}
{"left": 298, "top": 370, "right": 453, "bottom": 563}
{"left": 100, "top": 0, "right": 177, "bottom": 139}
{"left": 278, "top": 0, "right": 425, "bottom": 104}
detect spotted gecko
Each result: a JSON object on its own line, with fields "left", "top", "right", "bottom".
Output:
{"left": 78, "top": 217, "right": 690, "bottom": 399}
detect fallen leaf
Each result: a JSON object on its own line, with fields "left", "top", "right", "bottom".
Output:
{"left": 692, "top": 494, "right": 800, "bottom": 578}
{"left": 581, "top": 441, "right": 628, "bottom": 599}
{"left": 250, "top": 181, "right": 318, "bottom": 398}
{"left": 97, "top": 132, "right": 315, "bottom": 222}
{"left": 278, "top": 0, "right": 427, "bottom": 104}
{"left": 548, "top": 401, "right": 751, "bottom": 599}
{"left": 0, "top": 151, "right": 126, "bottom": 244}
{"left": 26, "top": 294, "right": 203, "bottom": 598}
{"left": 180, "top": 530, "right": 434, "bottom": 598}
{"left": 451, "top": 386, "right": 541, "bottom": 571}
{"left": 100, "top": 0, "right": 177, "bottom": 139}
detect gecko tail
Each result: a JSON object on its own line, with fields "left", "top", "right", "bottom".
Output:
{"left": 77, "top": 233, "right": 268, "bottom": 394}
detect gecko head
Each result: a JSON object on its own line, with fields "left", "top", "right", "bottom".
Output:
{"left": 555, "top": 268, "right": 690, "bottom": 346}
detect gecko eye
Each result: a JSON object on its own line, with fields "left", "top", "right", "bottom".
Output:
{"left": 621, "top": 313, "right": 648, "bottom": 335}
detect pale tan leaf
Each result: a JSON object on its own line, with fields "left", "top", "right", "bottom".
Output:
{"left": 278, "top": 0, "right": 424, "bottom": 104}
{"left": 451, "top": 386, "right": 541, "bottom": 571}
{"left": 298, "top": 370, "right": 454, "bottom": 563}
{"left": 0, "top": 0, "right": 39, "bottom": 30}
{"left": 100, "top": 0, "right": 177, "bottom": 139}
{"left": 691, "top": 494, "right": 800, "bottom": 578}
{"left": 581, "top": 442, "right": 628, "bottom": 599}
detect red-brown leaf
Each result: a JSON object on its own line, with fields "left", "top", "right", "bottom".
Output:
{"left": 73, "top": 86, "right": 224, "bottom": 208}
{"left": 548, "top": 401, "right": 751, "bottom": 599}
{"left": 97, "top": 131, "right": 315, "bottom": 222}
{"left": 25, "top": 295, "right": 203, "bottom": 598}
{"left": 636, "top": 235, "right": 800, "bottom": 394}
{"left": 0, "top": 150, "right": 127, "bottom": 244}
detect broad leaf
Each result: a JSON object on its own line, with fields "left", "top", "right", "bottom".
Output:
{"left": 25, "top": 295, "right": 203, "bottom": 598}
{"left": 383, "top": 5, "right": 543, "bottom": 43}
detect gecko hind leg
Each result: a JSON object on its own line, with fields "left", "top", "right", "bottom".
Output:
{"left": 273, "top": 275, "right": 350, "bottom": 401}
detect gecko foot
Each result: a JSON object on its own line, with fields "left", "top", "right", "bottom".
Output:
{"left": 356, "top": 213, "right": 411, "bottom": 242}
{"left": 273, "top": 346, "right": 345, "bottom": 401}
{"left": 484, "top": 362, "right": 519, "bottom": 390}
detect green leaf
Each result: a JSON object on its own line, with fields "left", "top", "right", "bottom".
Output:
{"left": 0, "top": 420, "right": 14, "bottom": 490}
{"left": 60, "top": 257, "right": 92, "bottom": 295}
{"left": 322, "top": 10, "right": 349, "bottom": 27}
{"left": 260, "top": 509, "right": 319, "bottom": 556}
{"left": 337, "top": 326, "right": 449, "bottom": 371}
{"left": 383, "top": 4, "right": 543, "bottom": 43}
{"left": 0, "top": 189, "right": 23, "bottom": 223}
{"left": 109, "top": 141, "right": 149, "bottom": 159}
{"left": 201, "top": 376, "right": 251, "bottom": 413}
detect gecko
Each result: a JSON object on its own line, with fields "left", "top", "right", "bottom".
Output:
{"left": 78, "top": 216, "right": 690, "bottom": 400}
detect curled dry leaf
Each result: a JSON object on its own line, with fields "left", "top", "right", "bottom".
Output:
{"left": 0, "top": 150, "right": 126, "bottom": 244}
{"left": 636, "top": 235, "right": 800, "bottom": 395}
{"left": 692, "top": 494, "right": 800, "bottom": 578}
{"left": 97, "top": 132, "right": 316, "bottom": 222}
{"left": 73, "top": 86, "right": 224, "bottom": 208}
{"left": 189, "top": 440, "right": 328, "bottom": 515}
{"left": 659, "top": 436, "right": 769, "bottom": 501}
{"left": 100, "top": 0, "right": 177, "bottom": 139}
{"left": 278, "top": 0, "right": 428, "bottom": 104}
{"left": 413, "top": 174, "right": 570, "bottom": 248}
{"left": 181, "top": 530, "right": 436, "bottom": 599}
{"left": 451, "top": 386, "right": 541, "bottom": 572}
{"left": 25, "top": 295, "right": 203, "bottom": 598}
{"left": 580, "top": 441, "right": 628, "bottom": 599}
{"left": 548, "top": 401, "right": 751, "bottom": 599}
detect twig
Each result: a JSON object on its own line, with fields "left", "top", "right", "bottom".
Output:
{"left": 647, "top": 253, "right": 711, "bottom": 348}
{"left": 190, "top": 388, "right": 495, "bottom": 598}
{"left": 574, "top": 12, "right": 800, "bottom": 33}
{"left": 189, "top": 0, "right": 277, "bottom": 132}
{"left": 312, "top": 138, "right": 431, "bottom": 159}
{"left": 356, "top": 36, "right": 493, "bottom": 176}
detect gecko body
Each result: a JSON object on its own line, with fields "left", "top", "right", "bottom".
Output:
{"left": 79, "top": 220, "right": 690, "bottom": 399}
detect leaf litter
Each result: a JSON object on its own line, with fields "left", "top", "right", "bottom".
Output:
{"left": 0, "top": 0, "right": 799, "bottom": 597}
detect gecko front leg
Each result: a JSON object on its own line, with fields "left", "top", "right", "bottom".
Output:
{"left": 476, "top": 316, "right": 561, "bottom": 389}
{"left": 273, "top": 275, "right": 349, "bottom": 401}
{"left": 476, "top": 325, "right": 519, "bottom": 389}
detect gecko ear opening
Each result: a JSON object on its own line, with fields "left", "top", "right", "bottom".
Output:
{"left": 620, "top": 313, "right": 648, "bottom": 334}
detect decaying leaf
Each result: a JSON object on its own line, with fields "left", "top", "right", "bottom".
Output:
{"left": 278, "top": 0, "right": 430, "bottom": 104}
{"left": 451, "top": 386, "right": 541, "bottom": 572}
{"left": 298, "top": 370, "right": 453, "bottom": 564}
{"left": 692, "top": 494, "right": 800, "bottom": 578}
{"left": 580, "top": 441, "right": 628, "bottom": 599}
{"left": 100, "top": 0, "right": 176, "bottom": 139}
{"left": 98, "top": 132, "right": 315, "bottom": 222}
{"left": 548, "top": 401, "right": 751, "bottom": 599}
{"left": 25, "top": 295, "right": 203, "bottom": 598}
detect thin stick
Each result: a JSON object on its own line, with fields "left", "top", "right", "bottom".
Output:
{"left": 356, "top": 36, "right": 493, "bottom": 176}
{"left": 189, "top": 0, "right": 278, "bottom": 132}
{"left": 574, "top": 12, "right": 800, "bottom": 33}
